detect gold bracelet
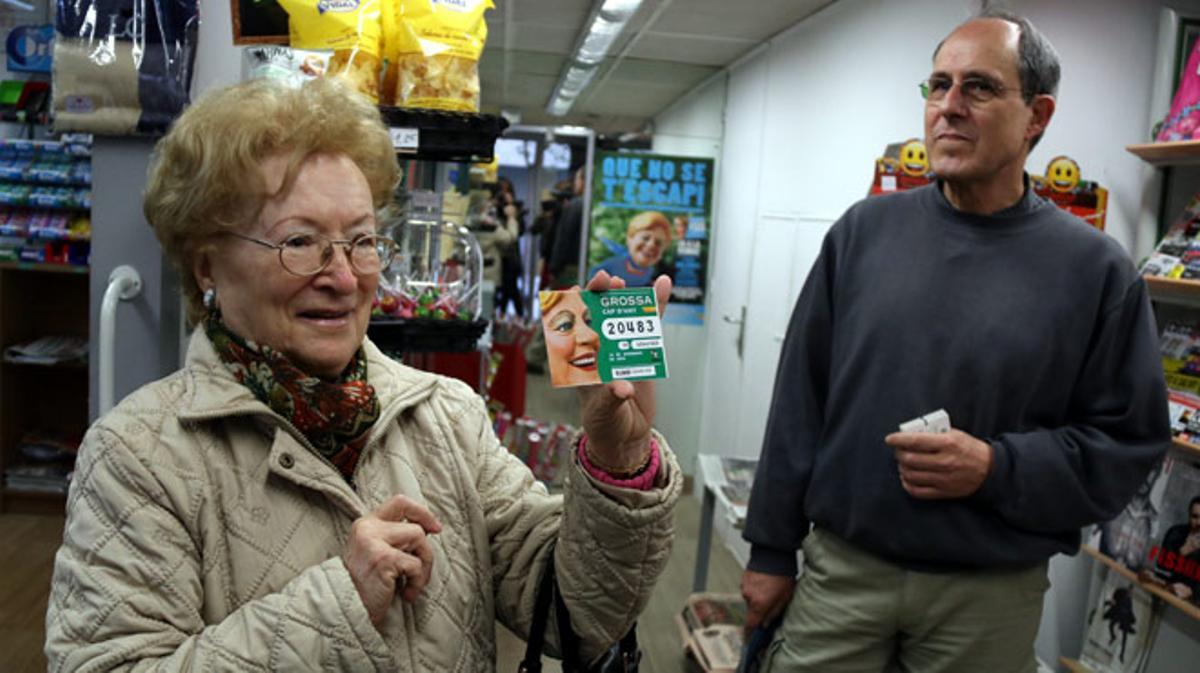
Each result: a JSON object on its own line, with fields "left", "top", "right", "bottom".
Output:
{"left": 583, "top": 436, "right": 653, "bottom": 477}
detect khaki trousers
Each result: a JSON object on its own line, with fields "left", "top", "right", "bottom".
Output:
{"left": 762, "top": 528, "right": 1049, "bottom": 673}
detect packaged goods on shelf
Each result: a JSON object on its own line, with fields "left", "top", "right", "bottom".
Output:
{"left": 4, "top": 463, "right": 71, "bottom": 494}
{"left": 1142, "top": 193, "right": 1200, "bottom": 278}
{"left": 382, "top": 0, "right": 493, "bottom": 112}
{"left": 493, "top": 411, "right": 576, "bottom": 487}
{"left": 54, "top": 2, "right": 198, "bottom": 135}
{"left": 1078, "top": 564, "right": 1161, "bottom": 673}
{"left": 278, "top": 0, "right": 384, "bottom": 102}
{"left": 3, "top": 334, "right": 87, "bottom": 365}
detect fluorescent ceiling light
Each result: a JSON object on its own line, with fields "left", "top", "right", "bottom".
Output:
{"left": 546, "top": 0, "right": 645, "bottom": 116}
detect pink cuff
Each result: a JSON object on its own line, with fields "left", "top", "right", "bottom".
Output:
{"left": 578, "top": 435, "right": 661, "bottom": 491}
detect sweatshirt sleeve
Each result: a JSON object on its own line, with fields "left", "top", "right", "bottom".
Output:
{"left": 973, "top": 277, "right": 1170, "bottom": 532}
{"left": 44, "top": 426, "right": 395, "bottom": 673}
{"left": 742, "top": 230, "right": 838, "bottom": 577}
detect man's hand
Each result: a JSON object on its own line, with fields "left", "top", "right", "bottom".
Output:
{"left": 576, "top": 271, "right": 672, "bottom": 474}
{"left": 741, "top": 570, "right": 796, "bottom": 633}
{"left": 343, "top": 495, "right": 442, "bottom": 625}
{"left": 885, "top": 429, "right": 993, "bottom": 499}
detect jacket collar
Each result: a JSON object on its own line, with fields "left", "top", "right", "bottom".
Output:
{"left": 176, "top": 329, "right": 440, "bottom": 427}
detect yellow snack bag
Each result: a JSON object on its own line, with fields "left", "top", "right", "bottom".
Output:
{"left": 382, "top": 0, "right": 494, "bottom": 112}
{"left": 279, "top": 0, "right": 384, "bottom": 102}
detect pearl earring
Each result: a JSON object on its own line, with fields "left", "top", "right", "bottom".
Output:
{"left": 203, "top": 287, "right": 217, "bottom": 312}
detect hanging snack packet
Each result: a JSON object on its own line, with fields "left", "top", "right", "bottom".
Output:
{"left": 382, "top": 0, "right": 493, "bottom": 111}
{"left": 279, "top": 0, "right": 383, "bottom": 102}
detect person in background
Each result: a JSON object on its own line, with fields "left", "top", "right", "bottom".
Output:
{"left": 548, "top": 167, "right": 586, "bottom": 289}
{"left": 741, "top": 9, "right": 1169, "bottom": 672}
{"left": 495, "top": 176, "right": 526, "bottom": 317}
{"left": 589, "top": 210, "right": 672, "bottom": 287}
{"left": 44, "top": 77, "right": 681, "bottom": 671}
{"left": 532, "top": 182, "right": 570, "bottom": 290}
{"left": 473, "top": 181, "right": 519, "bottom": 310}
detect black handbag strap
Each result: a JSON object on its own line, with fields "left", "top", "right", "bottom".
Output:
{"left": 520, "top": 549, "right": 641, "bottom": 673}
{"left": 520, "top": 552, "right": 558, "bottom": 673}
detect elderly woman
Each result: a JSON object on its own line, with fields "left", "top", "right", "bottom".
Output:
{"left": 44, "top": 78, "right": 680, "bottom": 670}
{"left": 590, "top": 211, "right": 672, "bottom": 287}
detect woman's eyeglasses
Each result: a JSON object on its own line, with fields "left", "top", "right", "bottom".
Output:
{"left": 226, "top": 231, "right": 398, "bottom": 277}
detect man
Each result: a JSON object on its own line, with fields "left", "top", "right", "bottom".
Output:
{"left": 741, "top": 10, "right": 1169, "bottom": 672}
{"left": 548, "top": 167, "right": 587, "bottom": 289}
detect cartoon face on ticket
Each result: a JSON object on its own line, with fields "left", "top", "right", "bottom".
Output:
{"left": 538, "top": 288, "right": 669, "bottom": 388}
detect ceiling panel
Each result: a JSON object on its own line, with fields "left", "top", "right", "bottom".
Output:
{"left": 478, "top": 0, "right": 837, "bottom": 134}
{"left": 624, "top": 33, "right": 752, "bottom": 67}
{"left": 651, "top": 0, "right": 832, "bottom": 41}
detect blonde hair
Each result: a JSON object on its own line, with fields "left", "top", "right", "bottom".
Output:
{"left": 143, "top": 77, "right": 399, "bottom": 323}
{"left": 627, "top": 211, "right": 672, "bottom": 243}
{"left": 540, "top": 291, "right": 564, "bottom": 315}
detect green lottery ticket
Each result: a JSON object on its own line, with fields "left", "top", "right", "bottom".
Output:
{"left": 538, "top": 288, "right": 669, "bottom": 388}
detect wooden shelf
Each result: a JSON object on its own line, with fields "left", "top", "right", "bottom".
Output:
{"left": 0, "top": 261, "right": 87, "bottom": 274}
{"left": 1127, "top": 139, "right": 1200, "bottom": 166}
{"left": 1, "top": 486, "right": 67, "bottom": 515}
{"left": 1059, "top": 656, "right": 1092, "bottom": 673}
{"left": 1174, "top": 437, "right": 1200, "bottom": 459}
{"left": 1, "top": 358, "right": 86, "bottom": 370}
{"left": 1081, "top": 545, "right": 1200, "bottom": 621}
{"left": 1145, "top": 274, "right": 1200, "bottom": 306}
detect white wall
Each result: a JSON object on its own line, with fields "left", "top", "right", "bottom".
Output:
{"left": 193, "top": 0, "right": 244, "bottom": 97}
{"left": 693, "top": 0, "right": 1200, "bottom": 670}
{"left": 650, "top": 75, "right": 727, "bottom": 477}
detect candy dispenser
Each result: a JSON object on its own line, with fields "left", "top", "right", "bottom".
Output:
{"left": 368, "top": 216, "right": 489, "bottom": 353}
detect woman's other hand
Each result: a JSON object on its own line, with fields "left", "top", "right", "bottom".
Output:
{"left": 577, "top": 270, "right": 672, "bottom": 475}
{"left": 343, "top": 495, "right": 442, "bottom": 625}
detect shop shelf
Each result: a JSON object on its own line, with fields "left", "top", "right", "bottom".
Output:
{"left": 1, "top": 486, "right": 67, "bottom": 515}
{"left": 1145, "top": 274, "right": 1200, "bottom": 307}
{"left": 377, "top": 107, "right": 508, "bottom": 163}
{"left": 0, "top": 260, "right": 87, "bottom": 274}
{"left": 1080, "top": 545, "right": 1200, "bottom": 621}
{"left": 367, "top": 317, "right": 488, "bottom": 353}
{"left": 2, "top": 358, "right": 86, "bottom": 370}
{"left": 1127, "top": 139, "right": 1200, "bottom": 166}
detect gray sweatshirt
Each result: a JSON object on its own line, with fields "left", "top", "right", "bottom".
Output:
{"left": 745, "top": 181, "right": 1170, "bottom": 575}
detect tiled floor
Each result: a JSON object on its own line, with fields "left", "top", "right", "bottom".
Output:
{"left": 0, "top": 368, "right": 743, "bottom": 672}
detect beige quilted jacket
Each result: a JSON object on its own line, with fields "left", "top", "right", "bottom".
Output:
{"left": 45, "top": 331, "right": 680, "bottom": 671}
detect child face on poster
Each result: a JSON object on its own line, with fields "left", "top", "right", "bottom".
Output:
{"left": 626, "top": 211, "right": 672, "bottom": 269}
{"left": 540, "top": 290, "right": 601, "bottom": 386}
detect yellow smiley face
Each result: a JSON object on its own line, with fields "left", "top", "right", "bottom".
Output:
{"left": 1047, "top": 156, "right": 1080, "bottom": 193}
{"left": 899, "top": 139, "right": 929, "bottom": 177}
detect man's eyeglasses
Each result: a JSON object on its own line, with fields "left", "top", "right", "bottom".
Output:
{"left": 226, "top": 231, "right": 398, "bottom": 276}
{"left": 919, "top": 75, "right": 1010, "bottom": 105}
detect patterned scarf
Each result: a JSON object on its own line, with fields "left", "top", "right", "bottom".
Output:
{"left": 205, "top": 316, "right": 380, "bottom": 481}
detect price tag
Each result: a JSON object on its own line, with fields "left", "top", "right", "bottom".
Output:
{"left": 538, "top": 288, "right": 668, "bottom": 387}
{"left": 390, "top": 127, "right": 419, "bottom": 152}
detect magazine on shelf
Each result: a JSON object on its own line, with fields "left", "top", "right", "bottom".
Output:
{"left": 1144, "top": 457, "right": 1200, "bottom": 607}
{"left": 675, "top": 593, "right": 746, "bottom": 673}
{"left": 1141, "top": 193, "right": 1200, "bottom": 278}
{"left": 1093, "top": 455, "right": 1175, "bottom": 572}
{"left": 1079, "top": 565, "right": 1160, "bottom": 673}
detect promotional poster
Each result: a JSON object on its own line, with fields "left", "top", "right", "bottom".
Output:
{"left": 588, "top": 151, "right": 714, "bottom": 325}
